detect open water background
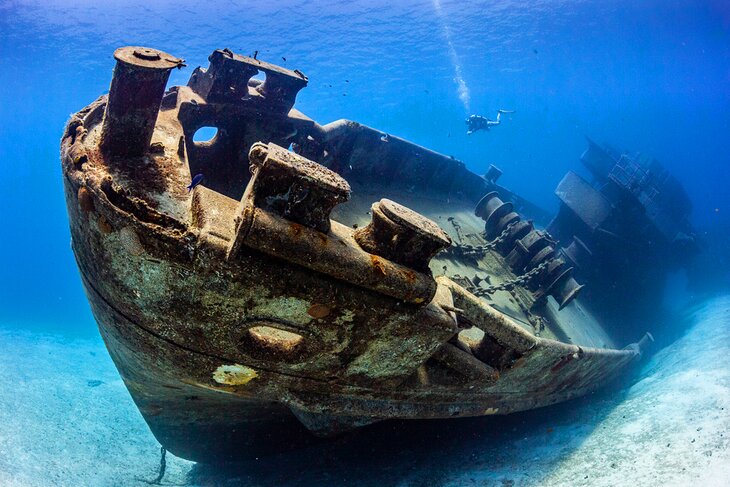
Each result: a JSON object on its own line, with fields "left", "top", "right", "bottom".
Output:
{"left": 0, "top": 0, "right": 728, "bottom": 330}
{"left": 0, "top": 1, "right": 728, "bottom": 485}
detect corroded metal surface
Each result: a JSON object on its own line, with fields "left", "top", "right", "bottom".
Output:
{"left": 100, "top": 47, "right": 184, "bottom": 157}
{"left": 60, "top": 46, "right": 653, "bottom": 462}
{"left": 354, "top": 198, "right": 452, "bottom": 272}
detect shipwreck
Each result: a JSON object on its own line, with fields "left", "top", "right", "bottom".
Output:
{"left": 60, "top": 46, "right": 695, "bottom": 462}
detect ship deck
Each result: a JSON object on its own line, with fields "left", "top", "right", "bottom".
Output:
{"left": 334, "top": 184, "right": 619, "bottom": 350}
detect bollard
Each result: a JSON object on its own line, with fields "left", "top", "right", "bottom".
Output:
{"left": 551, "top": 275, "right": 584, "bottom": 310}
{"left": 560, "top": 236, "right": 593, "bottom": 272}
{"left": 496, "top": 219, "right": 533, "bottom": 255}
{"left": 526, "top": 246, "right": 557, "bottom": 271}
{"left": 475, "top": 191, "right": 515, "bottom": 238}
{"left": 505, "top": 229, "right": 554, "bottom": 273}
{"left": 354, "top": 199, "right": 452, "bottom": 272}
{"left": 533, "top": 258, "right": 584, "bottom": 309}
{"left": 246, "top": 142, "right": 350, "bottom": 233}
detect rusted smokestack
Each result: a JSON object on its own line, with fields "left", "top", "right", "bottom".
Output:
{"left": 100, "top": 46, "right": 184, "bottom": 157}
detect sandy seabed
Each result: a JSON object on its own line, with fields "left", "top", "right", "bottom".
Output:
{"left": 0, "top": 297, "right": 728, "bottom": 486}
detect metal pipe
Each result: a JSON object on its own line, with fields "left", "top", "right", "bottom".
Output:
{"left": 100, "top": 46, "right": 184, "bottom": 157}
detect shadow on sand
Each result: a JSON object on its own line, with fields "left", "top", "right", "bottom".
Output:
{"left": 183, "top": 295, "right": 708, "bottom": 486}
{"left": 185, "top": 383, "right": 632, "bottom": 487}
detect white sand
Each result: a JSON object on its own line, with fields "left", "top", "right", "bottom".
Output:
{"left": 0, "top": 297, "right": 727, "bottom": 486}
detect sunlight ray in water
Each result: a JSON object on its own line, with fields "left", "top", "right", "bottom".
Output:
{"left": 433, "top": 0, "right": 471, "bottom": 113}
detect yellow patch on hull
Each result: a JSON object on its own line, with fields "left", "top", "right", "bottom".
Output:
{"left": 212, "top": 364, "right": 259, "bottom": 386}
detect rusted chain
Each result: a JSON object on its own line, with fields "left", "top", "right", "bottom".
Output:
{"left": 442, "top": 221, "right": 518, "bottom": 258}
{"left": 470, "top": 258, "right": 555, "bottom": 297}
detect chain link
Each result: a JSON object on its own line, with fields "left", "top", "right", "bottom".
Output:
{"left": 440, "top": 220, "right": 555, "bottom": 333}
{"left": 443, "top": 219, "right": 548, "bottom": 294}
{"left": 441, "top": 219, "right": 550, "bottom": 296}
{"left": 443, "top": 220, "right": 552, "bottom": 333}
{"left": 508, "top": 287, "right": 547, "bottom": 334}
{"left": 470, "top": 258, "right": 555, "bottom": 297}
{"left": 442, "top": 221, "right": 518, "bottom": 258}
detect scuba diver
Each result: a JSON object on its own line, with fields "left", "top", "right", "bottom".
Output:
{"left": 465, "top": 109, "right": 515, "bottom": 135}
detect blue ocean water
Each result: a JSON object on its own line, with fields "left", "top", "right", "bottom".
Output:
{"left": 1, "top": 0, "right": 728, "bottom": 331}
{"left": 0, "top": 0, "right": 729, "bottom": 484}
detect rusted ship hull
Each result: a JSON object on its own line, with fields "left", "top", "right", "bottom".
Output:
{"left": 60, "top": 46, "right": 661, "bottom": 462}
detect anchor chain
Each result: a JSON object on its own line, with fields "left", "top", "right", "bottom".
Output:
{"left": 442, "top": 221, "right": 518, "bottom": 258}
{"left": 508, "top": 287, "right": 547, "bottom": 334}
{"left": 469, "top": 257, "right": 555, "bottom": 297}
